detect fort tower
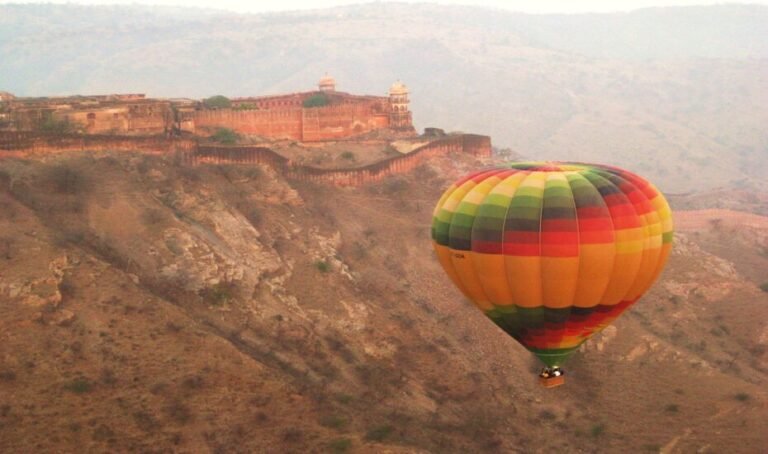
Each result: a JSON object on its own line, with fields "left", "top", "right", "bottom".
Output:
{"left": 388, "top": 81, "right": 412, "bottom": 130}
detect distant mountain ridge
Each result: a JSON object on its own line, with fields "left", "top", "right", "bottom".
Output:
{"left": 1, "top": 3, "right": 766, "bottom": 192}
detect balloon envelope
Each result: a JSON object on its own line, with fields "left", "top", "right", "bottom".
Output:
{"left": 431, "top": 162, "right": 673, "bottom": 367}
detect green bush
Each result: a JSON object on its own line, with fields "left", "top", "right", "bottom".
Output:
{"left": 590, "top": 423, "right": 605, "bottom": 438}
{"left": 340, "top": 151, "right": 355, "bottom": 161}
{"left": 328, "top": 438, "right": 351, "bottom": 453}
{"left": 320, "top": 414, "right": 348, "bottom": 429}
{"left": 64, "top": 377, "right": 93, "bottom": 394}
{"left": 303, "top": 93, "right": 329, "bottom": 108}
{"left": 314, "top": 260, "right": 330, "bottom": 273}
{"left": 759, "top": 282, "right": 768, "bottom": 293}
{"left": 211, "top": 128, "right": 240, "bottom": 145}
{"left": 203, "top": 95, "right": 231, "bottom": 109}
{"left": 199, "top": 281, "right": 237, "bottom": 305}
{"left": 664, "top": 404, "right": 679, "bottom": 413}
{"left": 734, "top": 392, "right": 751, "bottom": 402}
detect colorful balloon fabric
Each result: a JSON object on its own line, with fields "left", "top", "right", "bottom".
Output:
{"left": 431, "top": 162, "right": 673, "bottom": 368}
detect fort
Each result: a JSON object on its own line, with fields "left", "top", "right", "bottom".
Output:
{"left": 0, "top": 76, "right": 415, "bottom": 141}
{"left": 0, "top": 77, "right": 491, "bottom": 186}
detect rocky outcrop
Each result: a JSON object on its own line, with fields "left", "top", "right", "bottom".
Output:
{"left": 0, "top": 254, "right": 77, "bottom": 324}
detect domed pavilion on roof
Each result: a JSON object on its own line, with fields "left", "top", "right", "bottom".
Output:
{"left": 318, "top": 74, "right": 336, "bottom": 92}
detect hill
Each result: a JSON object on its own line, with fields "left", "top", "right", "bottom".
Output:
{"left": 0, "top": 3, "right": 766, "bottom": 192}
{"left": 1, "top": 151, "right": 766, "bottom": 452}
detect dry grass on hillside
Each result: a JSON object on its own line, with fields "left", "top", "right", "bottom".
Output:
{"left": 1, "top": 152, "right": 767, "bottom": 453}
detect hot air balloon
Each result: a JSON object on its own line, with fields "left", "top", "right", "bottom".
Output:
{"left": 431, "top": 162, "right": 673, "bottom": 387}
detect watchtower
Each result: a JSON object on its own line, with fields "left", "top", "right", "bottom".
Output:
{"left": 388, "top": 81, "right": 412, "bottom": 129}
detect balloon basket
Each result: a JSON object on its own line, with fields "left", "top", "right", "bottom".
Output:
{"left": 539, "top": 375, "right": 565, "bottom": 388}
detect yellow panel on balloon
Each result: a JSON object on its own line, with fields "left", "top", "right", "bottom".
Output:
{"left": 473, "top": 252, "right": 515, "bottom": 307}
{"left": 505, "top": 255, "right": 543, "bottom": 308}
{"left": 541, "top": 257, "right": 579, "bottom": 308}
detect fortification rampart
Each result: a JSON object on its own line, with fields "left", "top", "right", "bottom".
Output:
{"left": 185, "top": 134, "right": 491, "bottom": 186}
{"left": 0, "top": 131, "right": 491, "bottom": 186}
{"left": 0, "top": 131, "right": 195, "bottom": 157}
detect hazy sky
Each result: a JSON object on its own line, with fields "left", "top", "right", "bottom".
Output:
{"left": 2, "top": 0, "right": 766, "bottom": 14}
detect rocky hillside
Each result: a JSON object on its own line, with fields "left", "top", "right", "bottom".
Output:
{"left": 0, "top": 151, "right": 766, "bottom": 452}
{"left": 1, "top": 3, "right": 767, "bottom": 192}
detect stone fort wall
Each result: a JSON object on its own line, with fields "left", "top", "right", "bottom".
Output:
{"left": 192, "top": 101, "right": 394, "bottom": 142}
{"left": 0, "top": 132, "right": 491, "bottom": 187}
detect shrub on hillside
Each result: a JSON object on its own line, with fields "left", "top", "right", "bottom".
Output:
{"left": 198, "top": 281, "right": 237, "bottom": 305}
{"left": 734, "top": 392, "right": 751, "bottom": 402}
{"left": 319, "top": 414, "right": 348, "bottom": 429}
{"left": 211, "top": 128, "right": 240, "bottom": 145}
{"left": 47, "top": 165, "right": 90, "bottom": 195}
{"left": 314, "top": 260, "right": 330, "bottom": 272}
{"left": 64, "top": 377, "right": 93, "bottom": 394}
{"left": 328, "top": 438, "right": 351, "bottom": 453}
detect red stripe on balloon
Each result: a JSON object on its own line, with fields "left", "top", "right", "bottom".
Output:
{"left": 472, "top": 240, "right": 503, "bottom": 254}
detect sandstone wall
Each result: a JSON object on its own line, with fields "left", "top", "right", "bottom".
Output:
{"left": 302, "top": 103, "right": 390, "bottom": 142}
{"left": 192, "top": 100, "right": 396, "bottom": 142}
{"left": 0, "top": 131, "right": 491, "bottom": 187}
{"left": 192, "top": 109, "right": 304, "bottom": 140}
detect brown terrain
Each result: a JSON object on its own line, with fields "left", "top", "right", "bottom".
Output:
{"left": 1, "top": 147, "right": 766, "bottom": 453}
